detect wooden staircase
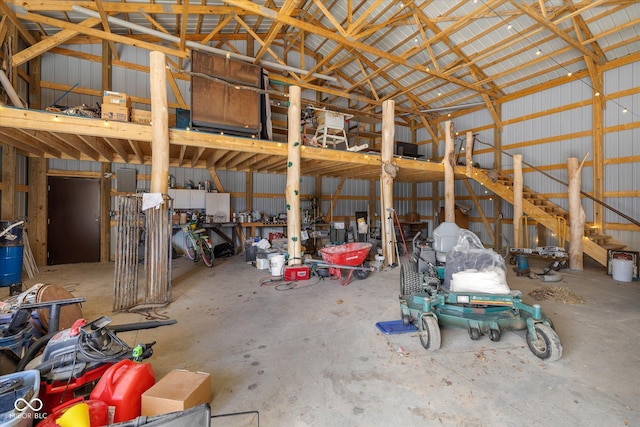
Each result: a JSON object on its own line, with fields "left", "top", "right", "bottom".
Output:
{"left": 470, "top": 167, "right": 626, "bottom": 266}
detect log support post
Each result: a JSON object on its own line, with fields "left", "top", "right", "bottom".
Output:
{"left": 286, "top": 86, "right": 302, "bottom": 265}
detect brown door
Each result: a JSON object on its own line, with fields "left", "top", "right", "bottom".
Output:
{"left": 48, "top": 176, "right": 101, "bottom": 265}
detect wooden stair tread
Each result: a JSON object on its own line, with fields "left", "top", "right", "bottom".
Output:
{"left": 600, "top": 243, "right": 627, "bottom": 250}
{"left": 587, "top": 233, "right": 613, "bottom": 240}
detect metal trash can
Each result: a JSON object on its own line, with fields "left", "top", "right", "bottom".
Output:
{"left": 0, "top": 220, "right": 24, "bottom": 293}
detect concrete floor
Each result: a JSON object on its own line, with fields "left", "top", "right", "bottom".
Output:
{"left": 18, "top": 252, "right": 640, "bottom": 427}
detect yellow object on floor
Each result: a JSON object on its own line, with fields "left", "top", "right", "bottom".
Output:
{"left": 56, "top": 402, "right": 90, "bottom": 427}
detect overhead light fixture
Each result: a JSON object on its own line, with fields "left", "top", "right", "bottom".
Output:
{"left": 567, "top": 72, "right": 572, "bottom": 77}
{"left": 622, "top": 108, "right": 628, "bottom": 113}
{"left": 595, "top": 92, "right": 600, "bottom": 96}
{"left": 536, "top": 49, "right": 542, "bottom": 56}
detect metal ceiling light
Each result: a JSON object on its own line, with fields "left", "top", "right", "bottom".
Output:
{"left": 71, "top": 5, "right": 337, "bottom": 83}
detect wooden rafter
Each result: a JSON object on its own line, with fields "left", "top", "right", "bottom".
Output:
{"left": 137, "top": 8, "right": 173, "bottom": 35}
{"left": 12, "top": 18, "right": 102, "bottom": 67}
{"left": 177, "top": 0, "right": 189, "bottom": 68}
{"left": 16, "top": 11, "right": 188, "bottom": 59}
{"left": 509, "top": 0, "right": 604, "bottom": 65}
{"left": 224, "top": 0, "right": 498, "bottom": 97}
{"left": 0, "top": 0, "right": 36, "bottom": 45}
{"left": 94, "top": 0, "right": 119, "bottom": 61}
{"left": 234, "top": 14, "right": 297, "bottom": 80}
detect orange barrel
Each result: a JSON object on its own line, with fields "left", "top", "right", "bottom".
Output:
{"left": 38, "top": 398, "right": 108, "bottom": 427}
{"left": 89, "top": 359, "right": 155, "bottom": 423}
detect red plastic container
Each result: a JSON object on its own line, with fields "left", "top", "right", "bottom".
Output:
{"left": 284, "top": 265, "right": 310, "bottom": 281}
{"left": 89, "top": 359, "right": 155, "bottom": 423}
{"left": 38, "top": 398, "right": 109, "bottom": 427}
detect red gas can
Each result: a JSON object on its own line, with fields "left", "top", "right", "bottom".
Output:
{"left": 89, "top": 359, "right": 155, "bottom": 423}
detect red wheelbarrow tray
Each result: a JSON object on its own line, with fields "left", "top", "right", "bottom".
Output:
{"left": 319, "top": 242, "right": 372, "bottom": 286}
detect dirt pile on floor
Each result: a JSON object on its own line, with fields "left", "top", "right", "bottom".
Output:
{"left": 528, "top": 286, "right": 586, "bottom": 304}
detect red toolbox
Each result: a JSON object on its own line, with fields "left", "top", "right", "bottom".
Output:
{"left": 284, "top": 265, "right": 310, "bottom": 281}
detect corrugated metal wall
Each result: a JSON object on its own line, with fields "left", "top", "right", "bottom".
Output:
{"left": 603, "top": 61, "right": 640, "bottom": 249}
{"left": 41, "top": 45, "right": 189, "bottom": 111}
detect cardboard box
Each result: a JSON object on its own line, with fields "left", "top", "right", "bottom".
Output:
{"left": 103, "top": 90, "right": 131, "bottom": 107}
{"left": 131, "top": 108, "right": 152, "bottom": 124}
{"left": 141, "top": 369, "right": 211, "bottom": 416}
{"left": 101, "top": 103, "right": 129, "bottom": 122}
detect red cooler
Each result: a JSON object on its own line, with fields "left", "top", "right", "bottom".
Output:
{"left": 89, "top": 359, "right": 155, "bottom": 423}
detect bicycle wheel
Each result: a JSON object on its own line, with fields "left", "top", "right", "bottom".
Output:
{"left": 183, "top": 231, "right": 197, "bottom": 260}
{"left": 200, "top": 239, "right": 214, "bottom": 268}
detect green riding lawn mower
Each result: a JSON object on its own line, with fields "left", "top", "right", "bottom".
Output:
{"left": 399, "top": 223, "right": 563, "bottom": 362}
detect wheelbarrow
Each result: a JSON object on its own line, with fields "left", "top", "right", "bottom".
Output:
{"left": 317, "top": 242, "right": 373, "bottom": 286}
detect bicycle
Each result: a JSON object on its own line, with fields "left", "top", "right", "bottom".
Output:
{"left": 182, "top": 221, "right": 214, "bottom": 267}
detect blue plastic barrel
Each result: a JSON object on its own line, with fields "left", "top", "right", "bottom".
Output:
{"left": 0, "top": 245, "right": 23, "bottom": 287}
{"left": 0, "top": 221, "right": 24, "bottom": 288}
{"left": 517, "top": 254, "right": 529, "bottom": 270}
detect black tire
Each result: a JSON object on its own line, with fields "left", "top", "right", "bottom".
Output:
{"left": 526, "top": 323, "right": 563, "bottom": 362}
{"left": 468, "top": 327, "right": 481, "bottom": 340}
{"left": 184, "top": 232, "right": 196, "bottom": 260}
{"left": 354, "top": 261, "right": 370, "bottom": 280}
{"left": 419, "top": 316, "right": 441, "bottom": 351}
{"left": 16, "top": 332, "right": 56, "bottom": 371}
{"left": 489, "top": 328, "right": 501, "bottom": 342}
{"left": 400, "top": 262, "right": 421, "bottom": 295}
{"left": 200, "top": 240, "right": 214, "bottom": 268}
{"left": 401, "top": 312, "right": 410, "bottom": 326}
{"left": 508, "top": 255, "right": 517, "bottom": 265}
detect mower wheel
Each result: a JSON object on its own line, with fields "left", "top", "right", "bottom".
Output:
{"left": 401, "top": 312, "right": 410, "bottom": 326}
{"left": 419, "top": 315, "right": 441, "bottom": 351}
{"left": 468, "top": 327, "right": 481, "bottom": 340}
{"left": 489, "top": 328, "right": 501, "bottom": 342}
{"left": 400, "top": 262, "right": 422, "bottom": 295}
{"left": 526, "top": 323, "right": 563, "bottom": 362}
{"left": 354, "top": 261, "right": 370, "bottom": 280}
{"left": 508, "top": 255, "right": 517, "bottom": 265}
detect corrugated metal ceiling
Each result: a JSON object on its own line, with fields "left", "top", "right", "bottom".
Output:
{"left": 5, "top": 0, "right": 640, "bottom": 118}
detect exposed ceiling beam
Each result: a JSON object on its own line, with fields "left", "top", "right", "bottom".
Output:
{"left": 11, "top": 17, "right": 101, "bottom": 67}
{"left": 94, "top": 0, "right": 119, "bottom": 61}
{"left": 223, "top": 0, "right": 499, "bottom": 98}
{"left": 0, "top": 0, "right": 36, "bottom": 45}
{"left": 509, "top": 0, "right": 604, "bottom": 65}
{"left": 16, "top": 10, "right": 189, "bottom": 59}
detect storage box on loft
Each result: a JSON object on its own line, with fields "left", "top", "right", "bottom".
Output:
{"left": 315, "top": 110, "right": 345, "bottom": 129}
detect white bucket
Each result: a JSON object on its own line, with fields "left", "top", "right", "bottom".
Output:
{"left": 270, "top": 254, "right": 286, "bottom": 277}
{"left": 256, "top": 258, "right": 270, "bottom": 270}
{"left": 611, "top": 259, "right": 634, "bottom": 282}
